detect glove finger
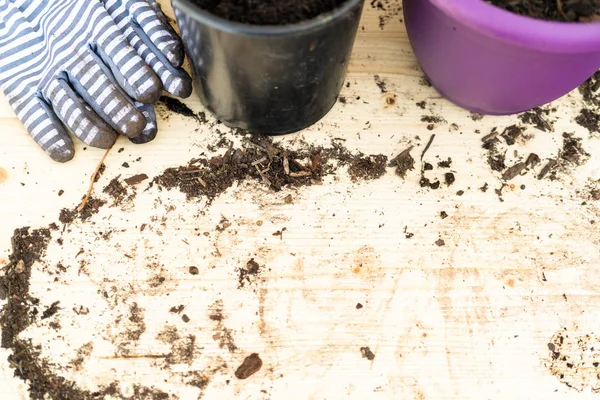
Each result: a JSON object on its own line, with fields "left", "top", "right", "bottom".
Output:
{"left": 15, "top": 96, "right": 75, "bottom": 163}
{"left": 128, "top": 35, "right": 192, "bottom": 98}
{"left": 95, "top": 23, "right": 162, "bottom": 104}
{"left": 129, "top": 101, "right": 157, "bottom": 144}
{"left": 136, "top": 0, "right": 184, "bottom": 68}
{"left": 83, "top": 48, "right": 158, "bottom": 143}
{"left": 68, "top": 51, "right": 146, "bottom": 139}
{"left": 104, "top": 0, "right": 184, "bottom": 69}
{"left": 45, "top": 78, "right": 117, "bottom": 150}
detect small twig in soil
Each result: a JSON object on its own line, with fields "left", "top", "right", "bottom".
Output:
{"left": 502, "top": 162, "right": 527, "bottom": 181}
{"left": 252, "top": 157, "right": 268, "bottom": 166}
{"left": 289, "top": 171, "right": 312, "bottom": 178}
{"left": 178, "top": 169, "right": 205, "bottom": 175}
{"left": 255, "top": 164, "right": 271, "bottom": 185}
{"left": 421, "top": 134, "right": 436, "bottom": 162}
{"left": 311, "top": 153, "right": 321, "bottom": 172}
{"left": 481, "top": 131, "right": 499, "bottom": 144}
{"left": 556, "top": 0, "right": 569, "bottom": 20}
{"left": 538, "top": 159, "right": 558, "bottom": 180}
{"left": 77, "top": 147, "right": 113, "bottom": 212}
{"left": 99, "top": 354, "right": 168, "bottom": 359}
{"left": 283, "top": 152, "right": 290, "bottom": 175}
{"left": 542, "top": 117, "right": 554, "bottom": 132}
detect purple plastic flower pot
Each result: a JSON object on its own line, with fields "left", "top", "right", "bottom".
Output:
{"left": 403, "top": 0, "right": 600, "bottom": 115}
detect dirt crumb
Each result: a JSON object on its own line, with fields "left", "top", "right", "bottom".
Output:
{"left": 125, "top": 174, "right": 149, "bottom": 185}
{"left": 235, "top": 353, "right": 263, "bottom": 379}
{"left": 390, "top": 146, "right": 415, "bottom": 178}
{"left": 360, "top": 346, "right": 375, "bottom": 360}
{"left": 41, "top": 301, "right": 60, "bottom": 320}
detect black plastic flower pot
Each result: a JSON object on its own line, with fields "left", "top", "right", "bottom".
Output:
{"left": 171, "top": 0, "right": 365, "bottom": 135}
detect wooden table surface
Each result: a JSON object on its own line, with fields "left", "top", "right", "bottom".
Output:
{"left": 2, "top": 1, "right": 600, "bottom": 399}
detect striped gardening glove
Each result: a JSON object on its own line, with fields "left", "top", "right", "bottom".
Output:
{"left": 0, "top": 0, "right": 164, "bottom": 162}
{"left": 102, "top": 0, "right": 192, "bottom": 144}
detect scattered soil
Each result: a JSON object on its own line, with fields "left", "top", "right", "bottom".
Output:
{"left": 537, "top": 133, "right": 589, "bottom": 180}
{"left": 191, "top": 0, "right": 348, "bottom": 25}
{"left": 0, "top": 227, "right": 51, "bottom": 347}
{"left": 158, "top": 96, "right": 205, "bottom": 123}
{"left": 360, "top": 346, "right": 375, "bottom": 360}
{"left": 348, "top": 155, "right": 388, "bottom": 181}
{"left": 374, "top": 75, "right": 388, "bottom": 93}
{"left": 546, "top": 328, "right": 600, "bottom": 392}
{"left": 418, "top": 134, "right": 454, "bottom": 190}
{"left": 561, "top": 132, "right": 590, "bottom": 166}
{"left": 518, "top": 107, "right": 555, "bottom": 132}
{"left": 486, "top": 0, "right": 600, "bottom": 22}
{"left": 438, "top": 158, "right": 452, "bottom": 168}
{"left": 421, "top": 115, "right": 447, "bottom": 130}
{"left": 0, "top": 228, "right": 176, "bottom": 399}
{"left": 538, "top": 159, "right": 559, "bottom": 180}
{"left": 238, "top": 259, "right": 261, "bottom": 288}
{"left": 235, "top": 353, "right": 263, "bottom": 379}
{"left": 59, "top": 197, "right": 106, "bottom": 224}
{"left": 209, "top": 300, "right": 237, "bottom": 353}
{"left": 575, "top": 108, "right": 600, "bottom": 134}
{"left": 501, "top": 125, "right": 526, "bottom": 145}
{"left": 370, "top": 0, "right": 404, "bottom": 29}
{"left": 579, "top": 71, "right": 600, "bottom": 107}
{"left": 104, "top": 176, "right": 127, "bottom": 202}
{"left": 152, "top": 134, "right": 388, "bottom": 203}
{"left": 482, "top": 126, "right": 523, "bottom": 173}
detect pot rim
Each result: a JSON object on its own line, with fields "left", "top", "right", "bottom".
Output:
{"left": 171, "top": 0, "right": 364, "bottom": 36}
{"left": 426, "top": 0, "right": 600, "bottom": 54}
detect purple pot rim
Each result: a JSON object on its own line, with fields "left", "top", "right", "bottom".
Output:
{"left": 428, "top": 0, "right": 600, "bottom": 54}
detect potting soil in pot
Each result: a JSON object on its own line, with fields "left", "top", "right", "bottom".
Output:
{"left": 485, "top": 0, "right": 600, "bottom": 22}
{"left": 190, "top": 0, "right": 349, "bottom": 25}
